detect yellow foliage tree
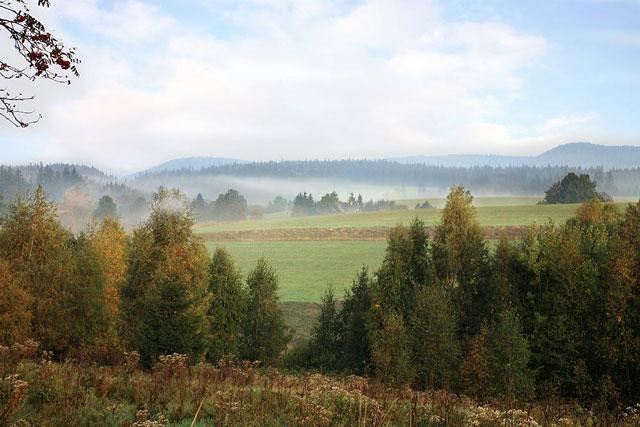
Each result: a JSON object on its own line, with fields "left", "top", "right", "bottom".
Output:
{"left": 0, "top": 186, "right": 73, "bottom": 353}
{"left": 90, "top": 217, "right": 127, "bottom": 318}
{"left": 0, "top": 259, "right": 31, "bottom": 345}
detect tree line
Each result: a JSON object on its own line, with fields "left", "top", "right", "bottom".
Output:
{"left": 0, "top": 186, "right": 289, "bottom": 368}
{"left": 132, "top": 159, "right": 640, "bottom": 196}
{"left": 192, "top": 189, "right": 249, "bottom": 221}
{"left": 0, "top": 164, "right": 150, "bottom": 228}
{"left": 294, "top": 187, "right": 640, "bottom": 408}
{"left": 2, "top": 183, "right": 640, "bottom": 410}
{"left": 292, "top": 191, "right": 407, "bottom": 217}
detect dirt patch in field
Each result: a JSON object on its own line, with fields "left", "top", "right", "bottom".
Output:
{"left": 198, "top": 226, "right": 530, "bottom": 241}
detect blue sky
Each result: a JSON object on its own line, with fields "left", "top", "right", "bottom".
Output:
{"left": 1, "top": 0, "right": 638, "bottom": 173}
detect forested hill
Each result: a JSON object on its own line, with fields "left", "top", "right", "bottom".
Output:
{"left": 137, "top": 157, "right": 247, "bottom": 175}
{"left": 391, "top": 143, "right": 640, "bottom": 169}
{"left": 133, "top": 160, "right": 640, "bottom": 196}
{"left": 0, "top": 164, "right": 147, "bottom": 227}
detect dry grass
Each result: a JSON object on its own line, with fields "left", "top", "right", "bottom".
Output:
{"left": 198, "top": 226, "right": 530, "bottom": 242}
{"left": 2, "top": 340, "right": 639, "bottom": 426}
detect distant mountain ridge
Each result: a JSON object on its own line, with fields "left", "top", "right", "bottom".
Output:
{"left": 390, "top": 143, "right": 640, "bottom": 169}
{"left": 137, "top": 143, "right": 640, "bottom": 177}
{"left": 138, "top": 157, "right": 247, "bottom": 175}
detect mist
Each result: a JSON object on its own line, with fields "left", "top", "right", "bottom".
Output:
{"left": 127, "top": 174, "right": 449, "bottom": 206}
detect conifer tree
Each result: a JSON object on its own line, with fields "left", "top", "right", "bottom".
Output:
{"left": 408, "top": 218, "right": 433, "bottom": 287}
{"left": 94, "top": 195, "right": 118, "bottom": 221}
{"left": 340, "top": 268, "right": 373, "bottom": 374}
{"left": 308, "top": 286, "right": 342, "bottom": 370}
{"left": 206, "top": 247, "right": 247, "bottom": 363}
{"left": 241, "top": 258, "right": 289, "bottom": 363}
{"left": 120, "top": 188, "right": 209, "bottom": 366}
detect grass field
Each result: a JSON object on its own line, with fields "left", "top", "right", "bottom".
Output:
{"left": 204, "top": 240, "right": 387, "bottom": 302}
{"left": 196, "top": 200, "right": 633, "bottom": 233}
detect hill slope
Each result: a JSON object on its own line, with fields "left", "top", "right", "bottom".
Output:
{"left": 391, "top": 142, "right": 640, "bottom": 169}
{"left": 140, "top": 156, "right": 246, "bottom": 175}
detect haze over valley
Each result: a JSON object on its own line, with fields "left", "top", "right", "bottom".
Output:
{"left": 2, "top": 1, "right": 640, "bottom": 425}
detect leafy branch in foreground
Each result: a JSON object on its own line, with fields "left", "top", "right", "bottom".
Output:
{"left": 0, "top": 0, "right": 78, "bottom": 127}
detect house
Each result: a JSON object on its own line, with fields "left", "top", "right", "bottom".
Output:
{"left": 335, "top": 201, "right": 360, "bottom": 214}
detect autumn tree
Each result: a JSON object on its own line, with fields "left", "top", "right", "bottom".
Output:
{"left": 459, "top": 326, "right": 490, "bottom": 400}
{"left": 206, "top": 247, "right": 247, "bottom": 363}
{"left": 1, "top": 0, "right": 79, "bottom": 127}
{"left": 0, "top": 185, "right": 73, "bottom": 353}
{"left": 0, "top": 258, "right": 31, "bottom": 345}
{"left": 241, "top": 258, "right": 289, "bottom": 363}
{"left": 120, "top": 188, "right": 210, "bottom": 366}
{"left": 432, "top": 186, "right": 490, "bottom": 340}
{"left": 89, "top": 217, "right": 127, "bottom": 318}
{"left": 58, "top": 185, "right": 93, "bottom": 233}
{"left": 0, "top": 185, "right": 111, "bottom": 355}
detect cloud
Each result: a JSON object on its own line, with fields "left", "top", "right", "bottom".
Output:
{"left": 2, "top": 0, "right": 554, "bottom": 171}
{"left": 56, "top": 0, "right": 176, "bottom": 42}
{"left": 538, "top": 112, "right": 599, "bottom": 134}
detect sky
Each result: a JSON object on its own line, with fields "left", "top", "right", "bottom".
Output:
{"left": 1, "top": 0, "right": 639, "bottom": 173}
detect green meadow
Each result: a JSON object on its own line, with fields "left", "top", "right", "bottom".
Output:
{"left": 204, "top": 240, "right": 387, "bottom": 302}
{"left": 196, "top": 199, "right": 632, "bottom": 233}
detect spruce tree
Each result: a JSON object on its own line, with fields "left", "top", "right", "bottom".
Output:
{"left": 241, "top": 258, "right": 289, "bottom": 363}
{"left": 375, "top": 225, "right": 414, "bottom": 323}
{"left": 94, "top": 195, "right": 118, "bottom": 221}
{"left": 206, "top": 247, "right": 247, "bottom": 363}
{"left": 340, "top": 268, "right": 373, "bottom": 374}
{"left": 309, "top": 286, "right": 342, "bottom": 370}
